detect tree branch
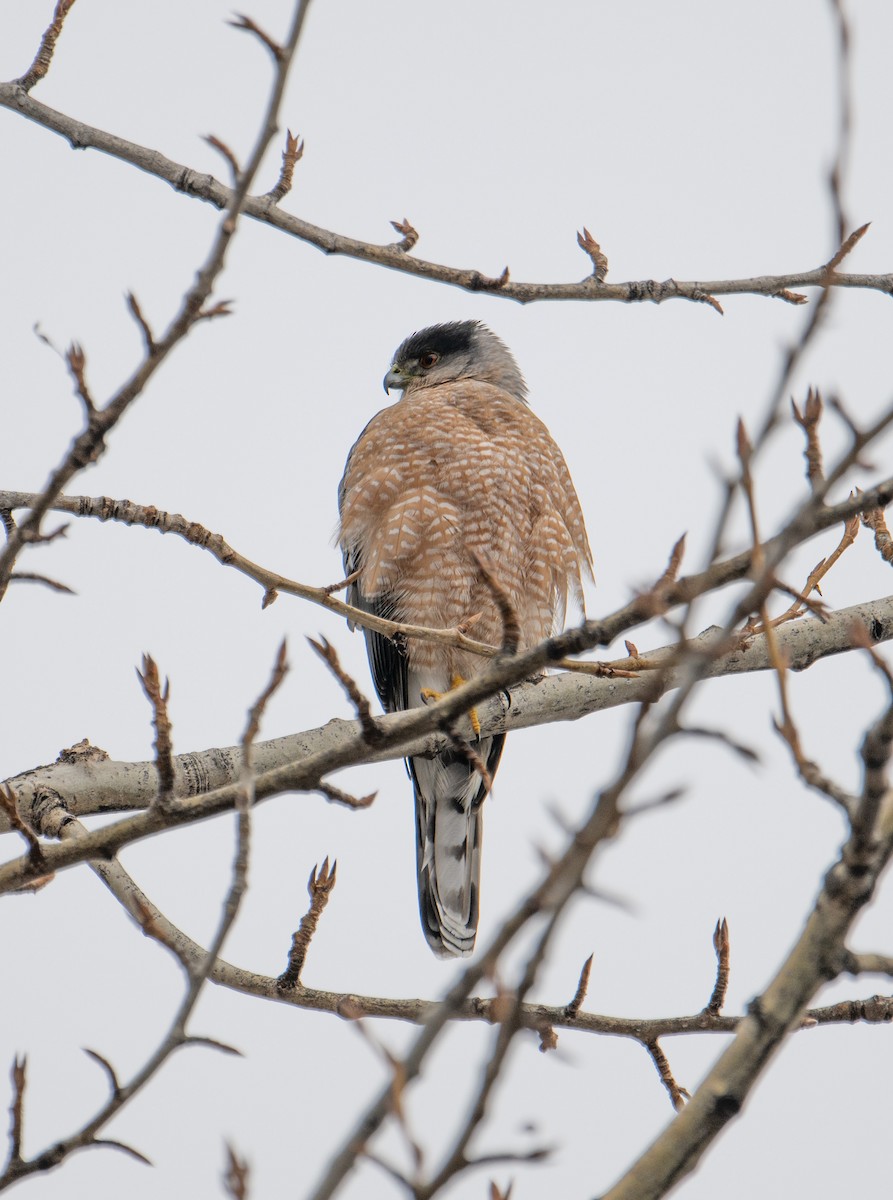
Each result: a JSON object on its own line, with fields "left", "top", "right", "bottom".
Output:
{"left": 1, "top": 472, "right": 891, "bottom": 659}
{"left": 600, "top": 715, "right": 893, "bottom": 1200}
{"left": 0, "top": 0, "right": 313, "bottom": 601}
{"left": 1, "top": 82, "right": 890, "bottom": 308}
{"left": 3, "top": 595, "right": 891, "bottom": 890}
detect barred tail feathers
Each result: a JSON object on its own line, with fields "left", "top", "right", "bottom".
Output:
{"left": 409, "top": 733, "right": 505, "bottom": 957}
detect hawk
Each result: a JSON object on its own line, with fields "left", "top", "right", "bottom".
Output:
{"left": 338, "top": 321, "right": 592, "bottom": 956}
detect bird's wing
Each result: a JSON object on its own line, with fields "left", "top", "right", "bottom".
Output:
{"left": 343, "top": 543, "right": 408, "bottom": 715}
{"left": 338, "top": 431, "right": 409, "bottom": 714}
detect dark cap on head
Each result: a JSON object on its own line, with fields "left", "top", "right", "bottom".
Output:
{"left": 385, "top": 320, "right": 528, "bottom": 403}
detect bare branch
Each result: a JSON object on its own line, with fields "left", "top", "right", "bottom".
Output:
{"left": 4, "top": 595, "right": 893, "bottom": 884}
{"left": 565, "top": 954, "right": 594, "bottom": 1019}
{"left": 6, "top": 1056, "right": 26, "bottom": 1167}
{"left": 277, "top": 858, "right": 338, "bottom": 989}
{"left": 242, "top": 640, "right": 289, "bottom": 756}
{"left": 826, "top": 221, "right": 869, "bottom": 274}
{"left": 439, "top": 728, "right": 493, "bottom": 793}
{"left": 806, "top": 993, "right": 893, "bottom": 1026}
{"left": 841, "top": 952, "right": 893, "bottom": 978}
{"left": 48, "top": 824, "right": 893, "bottom": 1067}
{"left": 65, "top": 342, "right": 95, "bottom": 415}
{"left": 0, "top": 787, "right": 45, "bottom": 868}
{"left": 223, "top": 1142, "right": 251, "bottom": 1200}
{"left": 125, "top": 292, "right": 156, "bottom": 355}
{"left": 2, "top": 85, "right": 891, "bottom": 308}
{"left": 82, "top": 1048, "right": 121, "bottom": 1099}
{"left": 792, "top": 387, "right": 825, "bottom": 492}
{"left": 0, "top": 0, "right": 314, "bottom": 605}
{"left": 136, "top": 655, "right": 174, "bottom": 806}
{"left": 88, "top": 1139, "right": 151, "bottom": 1167}
{"left": 704, "top": 918, "right": 731, "bottom": 1015}
{"left": 307, "top": 636, "right": 382, "bottom": 743}
{"left": 8, "top": 571, "right": 74, "bottom": 594}
{"left": 203, "top": 134, "right": 241, "bottom": 183}
{"left": 264, "top": 129, "right": 304, "bottom": 203}
{"left": 2, "top": 629, "right": 271, "bottom": 1185}
{"left": 773, "top": 711, "right": 859, "bottom": 817}
{"left": 773, "top": 288, "right": 808, "bottom": 305}
{"left": 14, "top": 0, "right": 78, "bottom": 92}
{"left": 316, "top": 781, "right": 377, "bottom": 809}
{"left": 655, "top": 533, "right": 687, "bottom": 592}
{"left": 0, "top": 8, "right": 319, "bottom": 1184}
{"left": 861, "top": 495, "right": 893, "bottom": 566}
{"left": 602, "top": 703, "right": 893, "bottom": 1200}
{"left": 228, "top": 13, "right": 284, "bottom": 60}
{"left": 470, "top": 551, "right": 521, "bottom": 656}
{"left": 645, "top": 1040, "right": 690, "bottom": 1111}
{"left": 413, "top": 910, "right": 564, "bottom": 1199}
{"left": 577, "top": 227, "right": 609, "bottom": 281}
{"left": 2, "top": 470, "right": 890, "bottom": 659}
{"left": 853, "top": 634, "right": 893, "bottom": 846}
{"left": 390, "top": 217, "right": 419, "bottom": 253}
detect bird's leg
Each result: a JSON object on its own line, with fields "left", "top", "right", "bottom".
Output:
{"left": 420, "top": 673, "right": 481, "bottom": 736}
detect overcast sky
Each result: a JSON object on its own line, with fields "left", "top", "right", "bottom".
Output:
{"left": 3, "top": 2, "right": 893, "bottom": 1198}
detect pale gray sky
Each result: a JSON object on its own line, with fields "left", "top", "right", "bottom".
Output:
{"left": 3, "top": 2, "right": 893, "bottom": 1197}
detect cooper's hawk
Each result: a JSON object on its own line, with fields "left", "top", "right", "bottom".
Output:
{"left": 338, "top": 321, "right": 592, "bottom": 956}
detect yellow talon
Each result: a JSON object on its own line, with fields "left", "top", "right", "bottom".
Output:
{"left": 420, "top": 673, "right": 481, "bottom": 737}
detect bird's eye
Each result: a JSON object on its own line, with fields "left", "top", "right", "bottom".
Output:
{"left": 419, "top": 351, "right": 439, "bottom": 369}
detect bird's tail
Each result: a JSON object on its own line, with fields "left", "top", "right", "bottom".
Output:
{"left": 409, "top": 734, "right": 505, "bottom": 958}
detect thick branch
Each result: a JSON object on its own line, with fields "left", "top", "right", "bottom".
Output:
{"left": 2, "top": 597, "right": 891, "bottom": 890}
{"left": 600, "top": 764, "right": 893, "bottom": 1199}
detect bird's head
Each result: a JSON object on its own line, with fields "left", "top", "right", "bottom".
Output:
{"left": 383, "top": 320, "right": 528, "bottom": 403}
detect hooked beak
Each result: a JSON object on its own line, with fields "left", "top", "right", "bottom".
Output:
{"left": 383, "top": 364, "right": 407, "bottom": 394}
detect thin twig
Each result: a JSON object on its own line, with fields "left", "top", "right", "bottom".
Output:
{"left": 389, "top": 217, "right": 419, "bottom": 253}
{"left": 470, "top": 551, "right": 521, "bottom": 656}
{"left": 6, "top": 1056, "right": 26, "bottom": 1167}
{"left": 0, "top": 10, "right": 319, "bottom": 1183}
{"left": 861, "top": 496, "right": 893, "bottom": 566}
{"left": 791, "top": 387, "right": 825, "bottom": 492}
{"left": 264, "top": 129, "right": 304, "bottom": 203}
{"left": 14, "top": 0, "right": 77, "bottom": 92}
{"left": 278, "top": 858, "right": 338, "bottom": 989}
{"left": 0, "top": 0, "right": 314, "bottom": 604}
{"left": 125, "top": 292, "right": 156, "bottom": 355}
{"left": 223, "top": 1143, "right": 250, "bottom": 1200}
{"left": 203, "top": 134, "right": 241, "bottom": 183}
{"left": 645, "top": 1041, "right": 689, "bottom": 1111}
{"left": 136, "top": 655, "right": 174, "bottom": 806}
{"left": 577, "top": 227, "right": 609, "bottom": 282}
{"left": 704, "top": 919, "right": 731, "bottom": 1015}
{"left": 243, "top": 640, "right": 289, "bottom": 753}
{"left": 414, "top": 910, "right": 563, "bottom": 1199}
{"left": 307, "top": 636, "right": 382, "bottom": 743}
{"left": 565, "top": 954, "right": 594, "bottom": 1018}
{"left": 0, "top": 788, "right": 46, "bottom": 878}
{"left": 8, "top": 572, "right": 74, "bottom": 594}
